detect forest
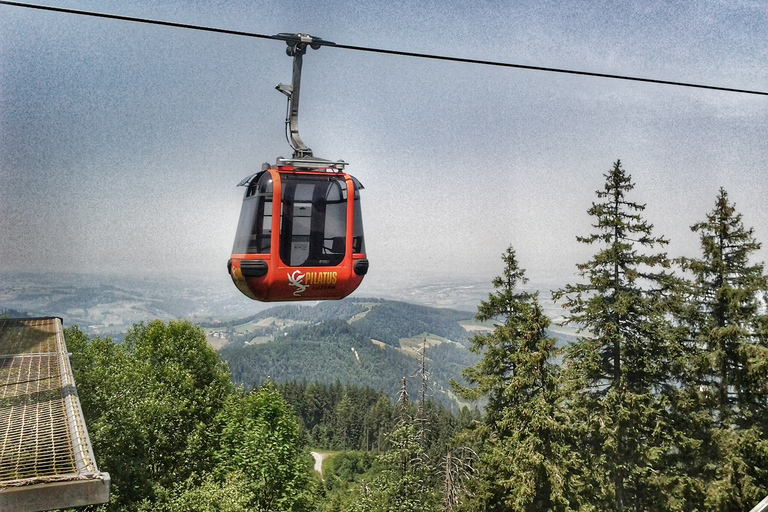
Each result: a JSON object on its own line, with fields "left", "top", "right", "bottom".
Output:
{"left": 215, "top": 296, "right": 482, "bottom": 406}
{"left": 219, "top": 317, "right": 479, "bottom": 406}
{"left": 63, "top": 160, "right": 767, "bottom": 511}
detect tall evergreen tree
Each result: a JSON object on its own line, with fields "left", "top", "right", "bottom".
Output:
{"left": 454, "top": 246, "right": 581, "bottom": 511}
{"left": 676, "top": 188, "right": 768, "bottom": 510}
{"left": 553, "top": 160, "right": 682, "bottom": 511}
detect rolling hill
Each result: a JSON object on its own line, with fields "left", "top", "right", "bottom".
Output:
{"left": 212, "top": 298, "right": 576, "bottom": 408}
{"left": 214, "top": 298, "right": 482, "bottom": 407}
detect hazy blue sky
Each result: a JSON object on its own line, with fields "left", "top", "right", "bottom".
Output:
{"left": 1, "top": 0, "right": 766, "bottom": 299}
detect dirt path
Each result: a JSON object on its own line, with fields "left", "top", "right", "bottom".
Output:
{"left": 310, "top": 451, "right": 332, "bottom": 477}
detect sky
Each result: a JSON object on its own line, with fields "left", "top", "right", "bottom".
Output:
{"left": 1, "top": 0, "right": 766, "bottom": 301}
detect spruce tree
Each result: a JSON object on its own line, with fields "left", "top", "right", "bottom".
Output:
{"left": 352, "top": 380, "right": 440, "bottom": 512}
{"left": 453, "top": 246, "right": 581, "bottom": 511}
{"left": 553, "top": 160, "right": 681, "bottom": 511}
{"left": 676, "top": 188, "right": 768, "bottom": 510}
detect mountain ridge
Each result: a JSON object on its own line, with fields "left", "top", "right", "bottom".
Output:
{"left": 211, "top": 298, "right": 482, "bottom": 407}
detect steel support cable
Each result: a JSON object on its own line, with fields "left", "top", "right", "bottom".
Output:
{"left": 0, "top": 0, "right": 283, "bottom": 41}
{"left": 1, "top": 0, "right": 767, "bottom": 96}
{"left": 333, "top": 42, "right": 768, "bottom": 96}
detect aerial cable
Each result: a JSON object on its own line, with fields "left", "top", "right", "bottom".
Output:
{"left": 1, "top": 0, "right": 766, "bottom": 97}
{"left": 334, "top": 42, "right": 768, "bottom": 96}
{"left": 0, "top": 1, "right": 282, "bottom": 42}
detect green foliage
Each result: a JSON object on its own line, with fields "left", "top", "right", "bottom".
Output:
{"left": 454, "top": 246, "right": 583, "bottom": 511}
{"left": 276, "top": 381, "right": 462, "bottom": 458}
{"left": 677, "top": 188, "right": 768, "bottom": 420}
{"left": 220, "top": 318, "right": 478, "bottom": 409}
{"left": 377, "top": 418, "right": 442, "bottom": 512}
{"left": 323, "top": 451, "right": 380, "bottom": 490}
{"left": 335, "top": 416, "right": 441, "bottom": 512}
{"left": 67, "top": 322, "right": 222, "bottom": 508}
{"left": 674, "top": 188, "right": 768, "bottom": 510}
{"left": 55, "top": 170, "right": 768, "bottom": 512}
{"left": 145, "top": 471, "right": 255, "bottom": 512}
{"left": 65, "top": 320, "right": 318, "bottom": 512}
{"left": 221, "top": 320, "right": 420, "bottom": 402}
{"left": 446, "top": 175, "right": 768, "bottom": 511}
{"left": 453, "top": 247, "right": 539, "bottom": 410}
{"left": 555, "top": 161, "right": 677, "bottom": 392}
{"left": 552, "top": 161, "right": 686, "bottom": 512}
{"left": 216, "top": 384, "right": 318, "bottom": 512}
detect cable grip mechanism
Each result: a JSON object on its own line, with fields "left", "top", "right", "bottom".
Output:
{"left": 273, "top": 33, "right": 335, "bottom": 159}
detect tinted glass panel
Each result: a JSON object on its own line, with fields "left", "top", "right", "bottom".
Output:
{"left": 352, "top": 181, "right": 365, "bottom": 254}
{"left": 232, "top": 172, "right": 272, "bottom": 254}
{"left": 280, "top": 174, "right": 347, "bottom": 267}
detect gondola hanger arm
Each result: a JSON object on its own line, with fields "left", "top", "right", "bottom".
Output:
{"left": 274, "top": 33, "right": 334, "bottom": 159}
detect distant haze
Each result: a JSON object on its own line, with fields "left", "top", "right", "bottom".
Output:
{"left": 1, "top": 0, "right": 766, "bottom": 298}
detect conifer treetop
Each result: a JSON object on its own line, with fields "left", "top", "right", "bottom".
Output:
{"left": 475, "top": 245, "right": 530, "bottom": 324}
{"left": 555, "top": 160, "right": 673, "bottom": 324}
{"left": 681, "top": 187, "right": 765, "bottom": 290}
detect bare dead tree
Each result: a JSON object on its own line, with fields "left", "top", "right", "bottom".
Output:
{"left": 416, "top": 340, "right": 431, "bottom": 448}
{"left": 442, "top": 447, "right": 477, "bottom": 511}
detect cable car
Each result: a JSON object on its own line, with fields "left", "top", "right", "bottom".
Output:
{"left": 228, "top": 34, "right": 368, "bottom": 301}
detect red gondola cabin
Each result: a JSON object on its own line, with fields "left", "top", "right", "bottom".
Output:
{"left": 228, "top": 159, "right": 368, "bottom": 301}
{"left": 228, "top": 34, "right": 367, "bottom": 301}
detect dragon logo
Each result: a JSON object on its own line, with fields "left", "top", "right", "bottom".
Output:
{"left": 287, "top": 270, "right": 308, "bottom": 296}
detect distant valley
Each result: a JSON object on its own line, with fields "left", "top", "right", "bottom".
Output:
{"left": 1, "top": 271, "right": 578, "bottom": 407}
{"left": 0, "top": 271, "right": 265, "bottom": 340}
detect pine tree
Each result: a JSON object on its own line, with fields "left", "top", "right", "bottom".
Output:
{"left": 676, "top": 188, "right": 768, "bottom": 510}
{"left": 553, "top": 161, "right": 682, "bottom": 511}
{"left": 454, "top": 246, "right": 581, "bottom": 511}
{"left": 333, "top": 392, "right": 356, "bottom": 450}
{"left": 453, "top": 246, "right": 534, "bottom": 420}
{"left": 350, "top": 377, "right": 440, "bottom": 512}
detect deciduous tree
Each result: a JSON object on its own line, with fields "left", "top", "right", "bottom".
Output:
{"left": 67, "top": 320, "right": 233, "bottom": 509}
{"left": 65, "top": 321, "right": 318, "bottom": 512}
{"left": 216, "top": 383, "right": 318, "bottom": 512}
